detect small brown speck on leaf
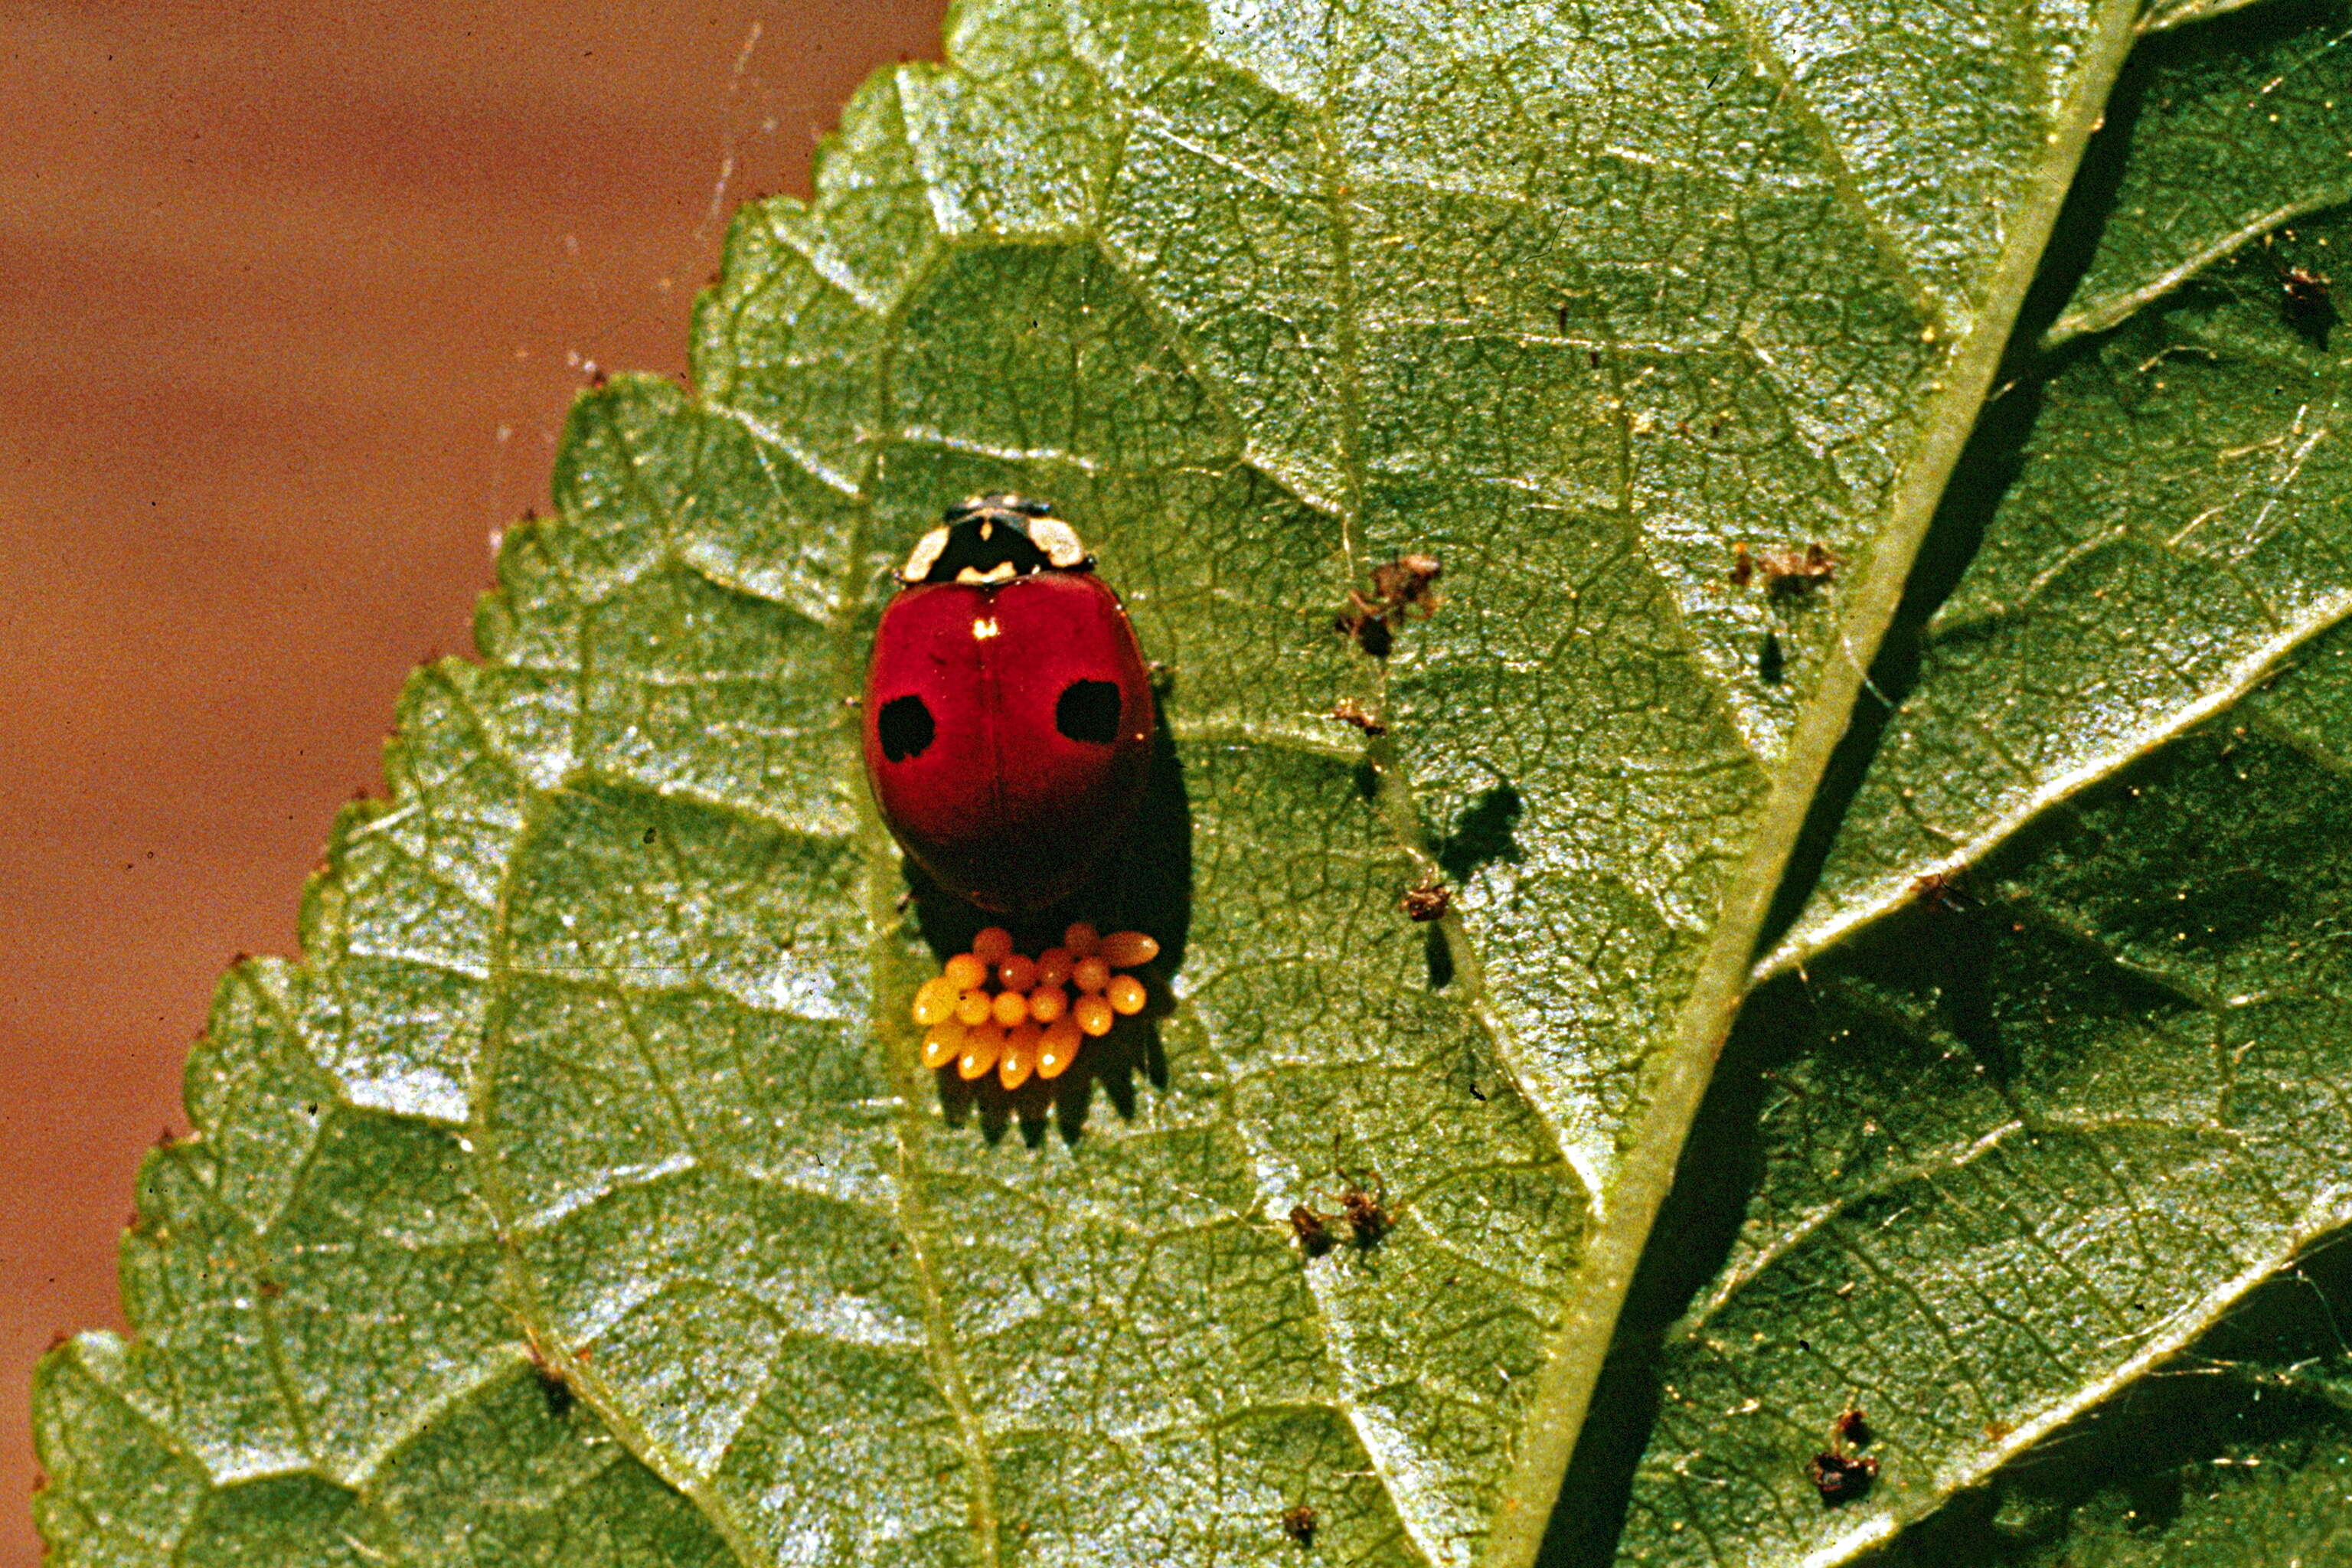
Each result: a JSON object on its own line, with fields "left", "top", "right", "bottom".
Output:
{"left": 1809, "top": 1404, "right": 1877, "bottom": 1504}
{"left": 1338, "top": 1168, "right": 1393, "bottom": 1249}
{"left": 1401, "top": 878, "right": 1451, "bottom": 922}
{"left": 1808, "top": 1449, "right": 1877, "bottom": 1504}
{"left": 1337, "top": 554, "right": 1442, "bottom": 655}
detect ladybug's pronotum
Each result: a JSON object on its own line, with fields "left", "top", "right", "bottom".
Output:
{"left": 909, "top": 922, "right": 1157, "bottom": 1089}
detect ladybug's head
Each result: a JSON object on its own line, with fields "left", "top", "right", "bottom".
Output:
{"left": 898, "top": 493, "right": 1093, "bottom": 585}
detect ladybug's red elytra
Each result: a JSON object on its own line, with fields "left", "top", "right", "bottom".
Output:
{"left": 863, "top": 495, "right": 1155, "bottom": 913}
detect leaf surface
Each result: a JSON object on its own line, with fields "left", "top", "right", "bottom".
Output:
{"left": 1891, "top": 1237, "right": 2352, "bottom": 1565}
{"left": 49, "top": 2, "right": 2352, "bottom": 1566}
{"left": 1615, "top": 619, "right": 2352, "bottom": 1565}
{"left": 1775, "top": 0, "right": 2352, "bottom": 967}
{"left": 2058, "top": 0, "right": 2352, "bottom": 348}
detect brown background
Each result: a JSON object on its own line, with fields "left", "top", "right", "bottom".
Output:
{"left": 0, "top": 3, "right": 943, "bottom": 1560}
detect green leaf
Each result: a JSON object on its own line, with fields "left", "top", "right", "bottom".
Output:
{"left": 31, "top": 959, "right": 737, "bottom": 1566}
{"left": 1608, "top": 618, "right": 2352, "bottom": 1565}
{"left": 1775, "top": 0, "right": 2352, "bottom": 968}
{"left": 1899, "top": 1238, "right": 2352, "bottom": 1566}
{"left": 2056, "top": 0, "right": 2352, "bottom": 347}
{"left": 38, "top": 0, "right": 2352, "bottom": 1565}
{"left": 1594, "top": 10, "right": 2352, "bottom": 1560}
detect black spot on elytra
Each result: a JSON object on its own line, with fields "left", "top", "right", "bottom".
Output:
{"left": 1055, "top": 680, "right": 1122, "bottom": 744}
{"left": 877, "top": 694, "right": 936, "bottom": 762}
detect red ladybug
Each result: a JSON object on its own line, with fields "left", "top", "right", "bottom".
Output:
{"left": 863, "top": 495, "right": 1155, "bottom": 913}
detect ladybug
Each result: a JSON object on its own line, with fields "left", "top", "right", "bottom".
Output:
{"left": 862, "top": 495, "right": 1155, "bottom": 913}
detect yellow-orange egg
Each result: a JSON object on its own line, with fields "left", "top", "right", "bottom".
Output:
{"left": 920, "top": 1019, "right": 966, "bottom": 1070}
{"left": 957, "top": 1024, "right": 1006, "bottom": 1080}
{"left": 1101, "top": 930, "right": 1159, "bottom": 968}
{"left": 1037, "top": 1016, "right": 1083, "bottom": 1079}
{"left": 911, "top": 975, "right": 962, "bottom": 1025}
{"left": 1106, "top": 975, "right": 1147, "bottom": 1015}
{"left": 972, "top": 926, "right": 1015, "bottom": 964}
{"left": 998, "top": 1021, "right": 1040, "bottom": 1089}
{"left": 943, "top": 952, "right": 988, "bottom": 991}
{"left": 1073, "top": 994, "right": 1115, "bottom": 1037}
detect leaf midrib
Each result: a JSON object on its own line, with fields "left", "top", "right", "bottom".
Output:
{"left": 1476, "top": 2, "right": 2149, "bottom": 1561}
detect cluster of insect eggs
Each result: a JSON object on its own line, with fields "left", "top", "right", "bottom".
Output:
{"left": 911, "top": 922, "right": 1157, "bottom": 1089}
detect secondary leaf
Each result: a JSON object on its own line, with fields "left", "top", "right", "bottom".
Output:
{"left": 1612, "top": 616, "right": 2352, "bottom": 1564}
{"left": 1774, "top": 2, "right": 2352, "bottom": 968}
{"left": 1900, "top": 1237, "right": 2352, "bottom": 1565}
{"left": 2058, "top": 0, "right": 2352, "bottom": 347}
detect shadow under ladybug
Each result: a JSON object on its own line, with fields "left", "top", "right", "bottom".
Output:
{"left": 911, "top": 740, "right": 1190, "bottom": 1145}
{"left": 933, "top": 977, "right": 1170, "bottom": 1148}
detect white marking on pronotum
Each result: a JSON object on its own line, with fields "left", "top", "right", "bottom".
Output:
{"left": 1027, "top": 517, "right": 1088, "bottom": 567}
{"left": 900, "top": 526, "right": 949, "bottom": 583}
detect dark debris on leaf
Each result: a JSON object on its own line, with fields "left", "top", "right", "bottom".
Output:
{"left": 1338, "top": 1168, "right": 1393, "bottom": 1250}
{"left": 1288, "top": 1204, "right": 1337, "bottom": 1259}
{"left": 1731, "top": 541, "right": 1839, "bottom": 599}
{"left": 1834, "top": 1405, "right": 1873, "bottom": 1448}
{"left": 1336, "top": 553, "right": 1442, "bottom": 655}
{"left": 1400, "top": 877, "right": 1451, "bottom": 922}
{"left": 1808, "top": 1449, "right": 1877, "bottom": 1504}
